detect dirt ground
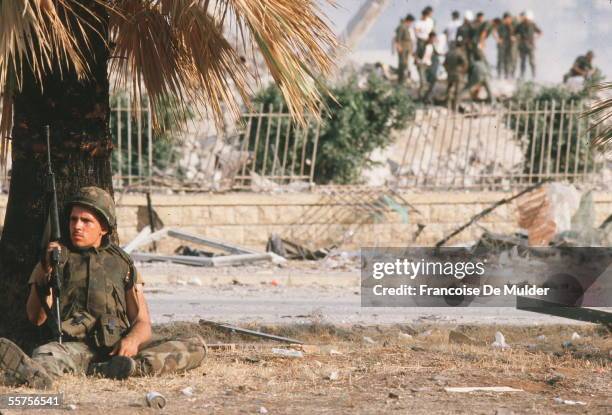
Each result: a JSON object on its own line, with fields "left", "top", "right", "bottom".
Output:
{"left": 1, "top": 323, "right": 610, "bottom": 414}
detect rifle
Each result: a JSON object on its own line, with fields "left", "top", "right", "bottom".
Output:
{"left": 45, "top": 125, "right": 62, "bottom": 344}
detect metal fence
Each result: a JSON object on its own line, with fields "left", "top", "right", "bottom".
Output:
{"left": 394, "top": 101, "right": 609, "bottom": 190}
{"left": 0, "top": 99, "right": 609, "bottom": 193}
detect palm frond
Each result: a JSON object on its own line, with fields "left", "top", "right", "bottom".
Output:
{"left": 0, "top": 0, "right": 91, "bottom": 166}
{"left": 584, "top": 82, "right": 612, "bottom": 154}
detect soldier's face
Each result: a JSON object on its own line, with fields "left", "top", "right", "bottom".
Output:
{"left": 69, "top": 206, "right": 108, "bottom": 248}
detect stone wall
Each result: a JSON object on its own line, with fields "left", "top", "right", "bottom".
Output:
{"left": 1, "top": 192, "right": 610, "bottom": 251}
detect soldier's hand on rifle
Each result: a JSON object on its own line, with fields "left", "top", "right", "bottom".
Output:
{"left": 110, "top": 336, "right": 139, "bottom": 357}
{"left": 42, "top": 242, "right": 62, "bottom": 274}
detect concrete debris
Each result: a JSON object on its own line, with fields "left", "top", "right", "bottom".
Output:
{"left": 188, "top": 277, "right": 203, "bottom": 286}
{"left": 329, "top": 349, "right": 343, "bottom": 356}
{"left": 491, "top": 331, "right": 510, "bottom": 349}
{"left": 571, "top": 332, "right": 581, "bottom": 340}
{"left": 259, "top": 406, "right": 269, "bottom": 414}
{"left": 449, "top": 330, "right": 477, "bottom": 346}
{"left": 363, "top": 336, "right": 376, "bottom": 344}
{"left": 445, "top": 386, "right": 523, "bottom": 393}
{"left": 146, "top": 391, "right": 167, "bottom": 409}
{"left": 271, "top": 348, "right": 304, "bottom": 358}
{"left": 553, "top": 397, "right": 586, "bottom": 406}
{"left": 536, "top": 335, "right": 547, "bottom": 341}
{"left": 181, "top": 387, "right": 194, "bottom": 397}
{"left": 66, "top": 404, "right": 77, "bottom": 410}
{"left": 388, "top": 392, "right": 400, "bottom": 400}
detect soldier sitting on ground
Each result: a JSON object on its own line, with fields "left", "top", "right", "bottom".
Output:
{"left": 563, "top": 51, "right": 595, "bottom": 83}
{"left": 0, "top": 187, "right": 207, "bottom": 389}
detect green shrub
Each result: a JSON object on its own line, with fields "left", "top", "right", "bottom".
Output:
{"left": 253, "top": 74, "right": 415, "bottom": 184}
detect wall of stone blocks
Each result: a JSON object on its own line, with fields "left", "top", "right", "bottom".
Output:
{"left": 1, "top": 192, "right": 610, "bottom": 251}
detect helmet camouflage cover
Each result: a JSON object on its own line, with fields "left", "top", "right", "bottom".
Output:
{"left": 66, "top": 186, "right": 117, "bottom": 231}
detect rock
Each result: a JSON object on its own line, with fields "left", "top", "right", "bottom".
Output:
{"left": 449, "top": 330, "right": 477, "bottom": 345}
{"left": 271, "top": 348, "right": 303, "bottom": 358}
{"left": 363, "top": 336, "right": 376, "bottom": 344}
{"left": 388, "top": 392, "right": 400, "bottom": 400}
{"left": 418, "top": 330, "right": 433, "bottom": 337}
{"left": 571, "top": 332, "right": 581, "bottom": 340}
{"left": 67, "top": 404, "right": 77, "bottom": 411}
{"left": 553, "top": 397, "right": 586, "bottom": 405}
{"left": 491, "top": 331, "right": 510, "bottom": 349}
{"left": 259, "top": 406, "right": 269, "bottom": 414}
{"left": 536, "top": 335, "right": 547, "bottom": 341}
{"left": 181, "top": 387, "right": 194, "bottom": 397}
{"left": 411, "top": 345, "right": 426, "bottom": 352}
{"left": 329, "top": 349, "right": 343, "bottom": 356}
{"left": 495, "top": 409, "right": 515, "bottom": 415}
{"left": 325, "top": 371, "right": 339, "bottom": 381}
{"left": 398, "top": 332, "right": 413, "bottom": 340}
{"left": 410, "top": 387, "right": 432, "bottom": 393}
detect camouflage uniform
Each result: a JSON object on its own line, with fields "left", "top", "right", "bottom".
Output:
{"left": 516, "top": 20, "right": 541, "bottom": 78}
{"left": 444, "top": 44, "right": 469, "bottom": 110}
{"left": 395, "top": 22, "right": 413, "bottom": 85}
{"left": 563, "top": 54, "right": 593, "bottom": 83}
{"left": 2, "top": 187, "right": 206, "bottom": 387}
{"left": 463, "top": 50, "right": 493, "bottom": 103}
{"left": 497, "top": 21, "right": 518, "bottom": 78}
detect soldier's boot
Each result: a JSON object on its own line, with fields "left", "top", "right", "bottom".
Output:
{"left": 89, "top": 355, "right": 135, "bottom": 380}
{"left": 0, "top": 338, "right": 54, "bottom": 389}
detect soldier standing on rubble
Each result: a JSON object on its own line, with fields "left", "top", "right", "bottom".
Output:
{"left": 516, "top": 10, "right": 541, "bottom": 79}
{"left": 0, "top": 187, "right": 207, "bottom": 389}
{"left": 417, "top": 32, "right": 441, "bottom": 104}
{"left": 444, "top": 36, "right": 469, "bottom": 110}
{"left": 394, "top": 14, "right": 415, "bottom": 85}
{"left": 463, "top": 49, "right": 493, "bottom": 104}
{"left": 494, "top": 12, "right": 518, "bottom": 79}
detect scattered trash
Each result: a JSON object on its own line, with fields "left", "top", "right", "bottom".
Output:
{"left": 562, "top": 341, "right": 573, "bottom": 349}
{"left": 66, "top": 404, "right": 77, "bottom": 410}
{"left": 199, "top": 320, "right": 303, "bottom": 344}
{"left": 410, "top": 387, "right": 432, "bottom": 393}
{"left": 266, "top": 233, "right": 334, "bottom": 260}
{"left": 553, "top": 397, "right": 586, "bottom": 406}
{"left": 398, "top": 332, "right": 413, "bottom": 340}
{"left": 325, "top": 371, "right": 339, "bottom": 381}
{"left": 411, "top": 346, "right": 426, "bottom": 352}
{"left": 146, "top": 391, "right": 167, "bottom": 409}
{"left": 329, "top": 349, "right": 343, "bottom": 356}
{"left": 271, "top": 348, "right": 304, "bottom": 358}
{"left": 571, "top": 332, "right": 581, "bottom": 340}
{"left": 418, "top": 330, "right": 433, "bottom": 338}
{"left": 259, "top": 406, "right": 269, "bottom": 414}
{"left": 449, "top": 330, "right": 477, "bottom": 346}
{"left": 363, "top": 336, "right": 376, "bottom": 344}
{"left": 270, "top": 279, "right": 280, "bottom": 287}
{"left": 181, "top": 387, "right": 194, "bottom": 397}
{"left": 445, "top": 387, "right": 523, "bottom": 393}
{"left": 388, "top": 392, "right": 400, "bottom": 400}
{"left": 491, "top": 331, "right": 510, "bottom": 349}
{"left": 536, "top": 335, "right": 547, "bottom": 341}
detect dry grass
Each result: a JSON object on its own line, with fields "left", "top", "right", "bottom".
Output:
{"left": 1, "top": 323, "right": 610, "bottom": 414}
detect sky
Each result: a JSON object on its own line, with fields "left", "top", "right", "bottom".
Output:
{"left": 320, "top": 0, "right": 612, "bottom": 83}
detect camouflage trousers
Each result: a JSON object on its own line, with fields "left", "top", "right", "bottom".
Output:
{"left": 32, "top": 336, "right": 206, "bottom": 379}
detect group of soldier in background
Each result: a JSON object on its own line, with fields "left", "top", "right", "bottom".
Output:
{"left": 393, "top": 6, "right": 596, "bottom": 110}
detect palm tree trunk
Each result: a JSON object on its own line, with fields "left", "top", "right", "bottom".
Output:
{"left": 0, "top": 2, "right": 111, "bottom": 348}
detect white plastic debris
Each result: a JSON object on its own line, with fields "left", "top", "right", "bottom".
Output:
{"left": 326, "top": 371, "right": 339, "bottom": 381}
{"left": 571, "top": 332, "right": 581, "bottom": 341}
{"left": 67, "top": 404, "right": 77, "bottom": 410}
{"left": 491, "top": 331, "right": 510, "bottom": 349}
{"left": 271, "top": 348, "right": 304, "bottom": 358}
{"left": 188, "top": 277, "right": 203, "bottom": 286}
{"left": 259, "top": 406, "right": 269, "bottom": 414}
{"left": 398, "top": 332, "right": 413, "bottom": 340}
{"left": 554, "top": 397, "right": 586, "bottom": 406}
{"left": 146, "top": 391, "right": 167, "bottom": 409}
{"left": 181, "top": 386, "right": 194, "bottom": 397}
{"left": 329, "top": 349, "right": 343, "bottom": 356}
{"left": 536, "top": 335, "right": 546, "bottom": 341}
{"left": 363, "top": 336, "right": 376, "bottom": 344}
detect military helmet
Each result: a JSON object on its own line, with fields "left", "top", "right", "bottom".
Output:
{"left": 66, "top": 186, "right": 117, "bottom": 231}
